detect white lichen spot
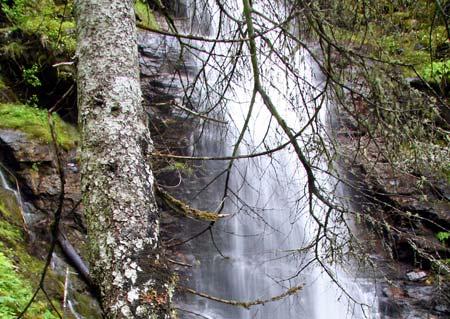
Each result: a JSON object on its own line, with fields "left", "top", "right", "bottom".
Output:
{"left": 167, "top": 283, "right": 175, "bottom": 299}
{"left": 127, "top": 287, "right": 140, "bottom": 303}
{"left": 135, "top": 238, "right": 143, "bottom": 250}
{"left": 106, "top": 232, "right": 115, "bottom": 245}
{"left": 144, "top": 279, "right": 155, "bottom": 288}
{"left": 124, "top": 267, "right": 138, "bottom": 284}
{"left": 121, "top": 305, "right": 132, "bottom": 317}
{"left": 112, "top": 271, "right": 124, "bottom": 287}
{"left": 112, "top": 300, "right": 125, "bottom": 313}
{"left": 136, "top": 305, "right": 148, "bottom": 316}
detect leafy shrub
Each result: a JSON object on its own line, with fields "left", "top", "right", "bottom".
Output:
{"left": 420, "top": 60, "right": 450, "bottom": 83}
{"left": 22, "top": 64, "right": 41, "bottom": 88}
{"left": 437, "top": 231, "right": 450, "bottom": 243}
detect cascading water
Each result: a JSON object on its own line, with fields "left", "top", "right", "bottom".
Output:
{"left": 0, "top": 165, "right": 29, "bottom": 225}
{"left": 174, "top": 1, "right": 381, "bottom": 318}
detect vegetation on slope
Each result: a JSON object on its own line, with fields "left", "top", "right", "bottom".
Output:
{"left": 310, "top": 0, "right": 450, "bottom": 281}
{"left": 315, "top": 0, "right": 449, "bottom": 179}
{"left": 0, "top": 103, "right": 79, "bottom": 149}
{"left": 0, "top": 190, "right": 60, "bottom": 319}
{"left": 0, "top": 1, "right": 159, "bottom": 316}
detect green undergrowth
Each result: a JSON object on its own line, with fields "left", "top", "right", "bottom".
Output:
{"left": 329, "top": 0, "right": 449, "bottom": 78}
{"left": 1, "top": 0, "right": 76, "bottom": 54}
{"left": 0, "top": 1, "right": 78, "bottom": 121}
{"left": 420, "top": 59, "right": 450, "bottom": 83}
{"left": 0, "top": 103, "right": 79, "bottom": 150}
{"left": 0, "top": 252, "right": 58, "bottom": 319}
{"left": 0, "top": 190, "right": 61, "bottom": 319}
{"left": 135, "top": 0, "right": 159, "bottom": 29}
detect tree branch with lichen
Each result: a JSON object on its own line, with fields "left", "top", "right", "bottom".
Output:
{"left": 155, "top": 186, "right": 229, "bottom": 222}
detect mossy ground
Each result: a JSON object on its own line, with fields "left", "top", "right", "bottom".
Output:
{"left": 0, "top": 103, "right": 79, "bottom": 150}
{"left": 0, "top": 189, "right": 61, "bottom": 319}
{"left": 330, "top": 0, "right": 449, "bottom": 78}
{"left": 1, "top": 0, "right": 76, "bottom": 54}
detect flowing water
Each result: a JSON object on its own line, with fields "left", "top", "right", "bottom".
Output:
{"left": 0, "top": 1, "right": 381, "bottom": 317}
{"left": 175, "top": 1, "right": 381, "bottom": 318}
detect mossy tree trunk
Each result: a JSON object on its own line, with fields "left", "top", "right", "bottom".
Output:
{"left": 75, "top": 0, "right": 171, "bottom": 317}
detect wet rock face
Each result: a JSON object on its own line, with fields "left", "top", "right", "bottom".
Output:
{"left": 137, "top": 28, "right": 200, "bottom": 161}
{"left": 379, "top": 280, "right": 450, "bottom": 319}
{"left": 138, "top": 30, "right": 198, "bottom": 118}
{"left": 0, "top": 129, "right": 81, "bottom": 225}
{"left": 336, "top": 113, "right": 450, "bottom": 318}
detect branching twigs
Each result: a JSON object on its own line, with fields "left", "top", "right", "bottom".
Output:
{"left": 167, "top": 100, "right": 228, "bottom": 124}
{"left": 180, "top": 284, "right": 303, "bottom": 309}
{"left": 242, "top": 0, "right": 334, "bottom": 212}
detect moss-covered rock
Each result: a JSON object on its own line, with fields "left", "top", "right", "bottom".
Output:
{"left": 0, "top": 103, "right": 78, "bottom": 150}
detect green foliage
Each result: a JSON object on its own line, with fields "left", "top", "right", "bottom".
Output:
{"left": 0, "top": 103, "right": 79, "bottom": 150}
{"left": 1, "top": 0, "right": 76, "bottom": 54}
{"left": 22, "top": 64, "right": 41, "bottom": 87}
{"left": 437, "top": 231, "right": 450, "bottom": 243}
{"left": 420, "top": 60, "right": 450, "bottom": 83}
{"left": 0, "top": 252, "right": 58, "bottom": 319}
{"left": 135, "top": 0, "right": 159, "bottom": 29}
{"left": 329, "top": 0, "right": 449, "bottom": 76}
{"left": 0, "top": 192, "right": 60, "bottom": 319}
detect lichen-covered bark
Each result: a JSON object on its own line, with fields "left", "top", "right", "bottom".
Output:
{"left": 75, "top": 1, "right": 171, "bottom": 317}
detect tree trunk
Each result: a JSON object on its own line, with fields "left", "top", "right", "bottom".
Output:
{"left": 75, "top": 1, "right": 171, "bottom": 317}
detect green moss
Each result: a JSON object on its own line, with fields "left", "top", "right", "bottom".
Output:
{"left": 0, "top": 252, "right": 59, "bottom": 319}
{"left": 135, "top": 0, "right": 159, "bottom": 29}
{"left": 0, "top": 191, "right": 21, "bottom": 224}
{"left": 161, "top": 161, "right": 194, "bottom": 175}
{"left": 420, "top": 59, "right": 450, "bottom": 83}
{"left": 0, "top": 219, "right": 22, "bottom": 244}
{"left": 0, "top": 189, "right": 61, "bottom": 318}
{"left": 330, "top": 1, "right": 448, "bottom": 77}
{"left": 1, "top": 0, "right": 76, "bottom": 54}
{"left": 0, "top": 103, "right": 79, "bottom": 150}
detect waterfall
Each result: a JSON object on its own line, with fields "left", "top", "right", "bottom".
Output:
{"left": 0, "top": 165, "right": 29, "bottom": 224}
{"left": 175, "top": 1, "right": 381, "bottom": 318}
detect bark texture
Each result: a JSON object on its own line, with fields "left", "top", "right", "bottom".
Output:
{"left": 75, "top": 1, "right": 172, "bottom": 317}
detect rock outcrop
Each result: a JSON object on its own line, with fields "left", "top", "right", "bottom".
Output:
{"left": 336, "top": 115, "right": 450, "bottom": 318}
